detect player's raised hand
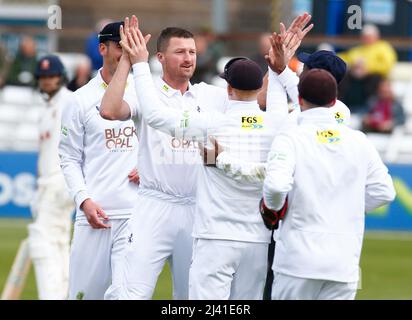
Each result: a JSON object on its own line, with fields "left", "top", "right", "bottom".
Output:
{"left": 265, "top": 32, "right": 286, "bottom": 74}
{"left": 81, "top": 199, "right": 110, "bottom": 229}
{"left": 279, "top": 12, "right": 314, "bottom": 64}
{"left": 119, "top": 15, "right": 151, "bottom": 65}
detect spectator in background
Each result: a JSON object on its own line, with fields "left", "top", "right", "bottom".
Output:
{"left": 339, "top": 24, "right": 397, "bottom": 78}
{"left": 67, "top": 57, "right": 92, "bottom": 92}
{"left": 191, "top": 27, "right": 223, "bottom": 84}
{"left": 362, "top": 78, "right": 405, "bottom": 134}
{"left": 251, "top": 32, "right": 271, "bottom": 73}
{"left": 338, "top": 24, "right": 396, "bottom": 126}
{"left": 0, "top": 42, "right": 11, "bottom": 88}
{"left": 338, "top": 57, "right": 381, "bottom": 118}
{"left": 86, "top": 19, "right": 113, "bottom": 72}
{"left": 6, "top": 36, "right": 37, "bottom": 87}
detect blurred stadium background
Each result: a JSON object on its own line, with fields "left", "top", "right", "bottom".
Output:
{"left": 0, "top": 0, "right": 412, "bottom": 299}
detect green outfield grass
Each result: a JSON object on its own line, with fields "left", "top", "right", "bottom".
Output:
{"left": 0, "top": 218, "right": 411, "bottom": 300}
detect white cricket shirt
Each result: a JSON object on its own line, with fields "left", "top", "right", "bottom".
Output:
{"left": 59, "top": 71, "right": 139, "bottom": 220}
{"left": 132, "top": 62, "right": 289, "bottom": 243}
{"left": 263, "top": 107, "right": 396, "bottom": 282}
{"left": 129, "top": 64, "right": 228, "bottom": 201}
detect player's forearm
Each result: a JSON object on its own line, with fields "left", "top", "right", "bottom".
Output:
{"left": 216, "top": 152, "right": 267, "bottom": 184}
{"left": 100, "top": 55, "right": 131, "bottom": 120}
{"left": 257, "top": 72, "right": 268, "bottom": 109}
{"left": 266, "top": 68, "right": 290, "bottom": 115}
{"left": 60, "top": 160, "right": 90, "bottom": 209}
{"left": 365, "top": 169, "right": 396, "bottom": 212}
{"left": 276, "top": 67, "right": 300, "bottom": 110}
{"left": 263, "top": 177, "right": 290, "bottom": 211}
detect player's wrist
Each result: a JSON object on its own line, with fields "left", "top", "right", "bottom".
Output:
{"left": 79, "top": 198, "right": 92, "bottom": 210}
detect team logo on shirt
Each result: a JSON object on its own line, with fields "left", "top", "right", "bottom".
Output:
{"left": 241, "top": 116, "right": 264, "bottom": 130}
{"left": 170, "top": 137, "right": 198, "bottom": 150}
{"left": 179, "top": 110, "right": 190, "bottom": 128}
{"left": 335, "top": 112, "right": 344, "bottom": 124}
{"left": 316, "top": 130, "right": 341, "bottom": 144}
{"left": 104, "top": 126, "right": 137, "bottom": 151}
{"left": 61, "top": 125, "right": 68, "bottom": 137}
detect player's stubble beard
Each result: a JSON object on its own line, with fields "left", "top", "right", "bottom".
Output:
{"left": 39, "top": 76, "right": 62, "bottom": 101}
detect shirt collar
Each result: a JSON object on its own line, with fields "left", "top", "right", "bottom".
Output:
{"left": 97, "top": 68, "right": 129, "bottom": 91}
{"left": 155, "top": 76, "right": 196, "bottom": 98}
{"left": 47, "top": 87, "right": 64, "bottom": 105}
{"left": 225, "top": 100, "right": 261, "bottom": 113}
{"left": 297, "top": 107, "right": 336, "bottom": 125}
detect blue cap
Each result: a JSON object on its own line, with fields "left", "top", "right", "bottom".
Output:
{"left": 297, "top": 50, "right": 347, "bottom": 84}
{"left": 35, "top": 55, "right": 65, "bottom": 78}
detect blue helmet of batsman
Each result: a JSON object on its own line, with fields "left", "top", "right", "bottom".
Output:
{"left": 35, "top": 55, "right": 66, "bottom": 78}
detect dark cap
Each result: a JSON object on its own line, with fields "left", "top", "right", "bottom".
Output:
{"left": 98, "top": 21, "right": 124, "bottom": 43}
{"left": 298, "top": 68, "right": 337, "bottom": 107}
{"left": 35, "top": 55, "right": 65, "bottom": 78}
{"left": 219, "top": 57, "right": 263, "bottom": 90}
{"left": 297, "top": 50, "right": 347, "bottom": 84}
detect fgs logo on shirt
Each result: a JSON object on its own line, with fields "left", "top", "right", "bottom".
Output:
{"left": 335, "top": 112, "right": 344, "bottom": 124}
{"left": 241, "top": 116, "right": 264, "bottom": 130}
{"left": 316, "top": 130, "right": 341, "bottom": 144}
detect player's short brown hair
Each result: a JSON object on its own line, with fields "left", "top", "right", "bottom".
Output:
{"left": 298, "top": 68, "right": 337, "bottom": 107}
{"left": 157, "top": 27, "right": 194, "bottom": 52}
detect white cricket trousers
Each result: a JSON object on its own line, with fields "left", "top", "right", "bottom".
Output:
{"left": 68, "top": 218, "right": 129, "bottom": 300}
{"left": 189, "top": 239, "right": 268, "bottom": 300}
{"left": 119, "top": 189, "right": 194, "bottom": 300}
{"left": 272, "top": 273, "right": 358, "bottom": 300}
{"left": 27, "top": 174, "right": 74, "bottom": 300}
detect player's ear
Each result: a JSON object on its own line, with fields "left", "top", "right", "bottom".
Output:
{"left": 330, "top": 98, "right": 337, "bottom": 107}
{"left": 298, "top": 95, "right": 304, "bottom": 109}
{"left": 227, "top": 84, "right": 233, "bottom": 97}
{"left": 156, "top": 52, "right": 164, "bottom": 63}
{"left": 99, "top": 43, "right": 107, "bottom": 57}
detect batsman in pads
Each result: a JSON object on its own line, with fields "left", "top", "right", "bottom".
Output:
{"left": 25, "top": 55, "right": 74, "bottom": 300}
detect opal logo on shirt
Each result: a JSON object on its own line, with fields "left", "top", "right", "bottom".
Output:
{"left": 241, "top": 116, "right": 264, "bottom": 130}
{"left": 104, "top": 127, "right": 136, "bottom": 150}
{"left": 316, "top": 130, "right": 341, "bottom": 144}
{"left": 171, "top": 137, "right": 198, "bottom": 150}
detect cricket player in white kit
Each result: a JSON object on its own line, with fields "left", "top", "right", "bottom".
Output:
{"left": 28, "top": 55, "right": 74, "bottom": 300}
{"left": 58, "top": 21, "right": 139, "bottom": 300}
{"left": 263, "top": 69, "right": 396, "bottom": 300}
{"left": 119, "top": 22, "right": 293, "bottom": 299}
{"left": 99, "top": 17, "right": 228, "bottom": 299}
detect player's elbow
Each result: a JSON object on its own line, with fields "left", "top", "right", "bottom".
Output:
{"left": 100, "top": 108, "right": 119, "bottom": 121}
{"left": 384, "top": 185, "right": 396, "bottom": 203}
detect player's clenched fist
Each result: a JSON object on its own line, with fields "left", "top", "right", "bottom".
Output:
{"left": 119, "top": 15, "right": 151, "bottom": 65}
{"left": 80, "top": 199, "right": 110, "bottom": 229}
